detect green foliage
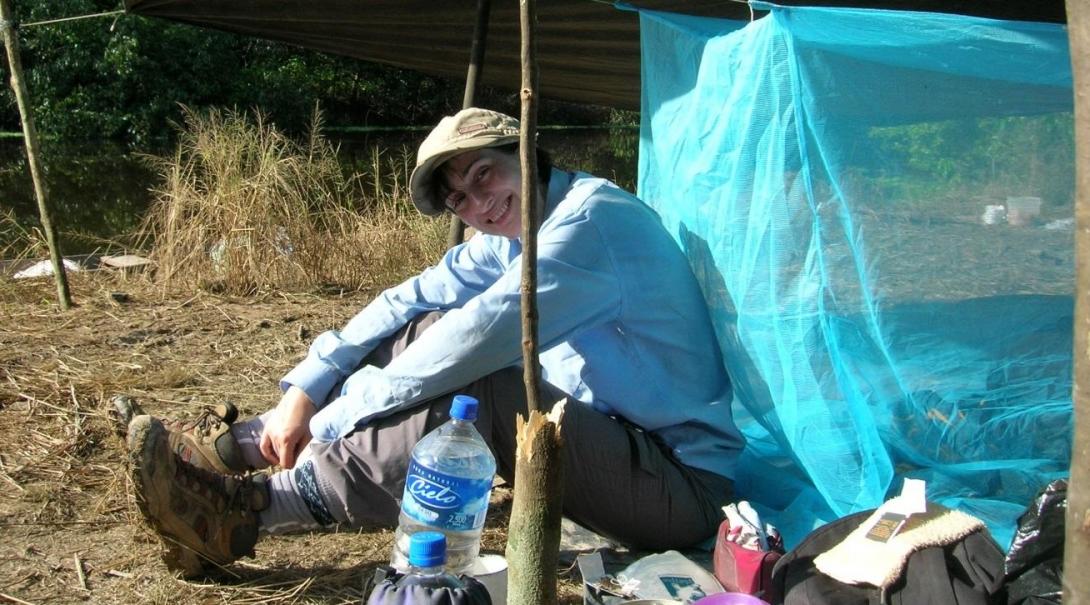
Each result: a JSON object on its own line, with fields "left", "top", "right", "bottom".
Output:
{"left": 0, "top": 1, "right": 616, "bottom": 146}
{"left": 0, "top": 0, "right": 467, "bottom": 145}
{"left": 865, "top": 113, "right": 1075, "bottom": 209}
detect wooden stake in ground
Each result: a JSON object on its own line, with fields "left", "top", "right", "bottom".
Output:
{"left": 506, "top": 402, "right": 566, "bottom": 605}
{"left": 505, "top": 0, "right": 566, "bottom": 603}
{"left": 0, "top": 0, "right": 72, "bottom": 310}
{"left": 1064, "top": 0, "right": 1089, "bottom": 602}
{"left": 446, "top": 0, "right": 492, "bottom": 250}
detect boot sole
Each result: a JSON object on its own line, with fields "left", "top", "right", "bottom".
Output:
{"left": 128, "top": 415, "right": 207, "bottom": 578}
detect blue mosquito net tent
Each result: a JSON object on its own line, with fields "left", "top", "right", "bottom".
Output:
{"left": 635, "top": 2, "right": 1074, "bottom": 549}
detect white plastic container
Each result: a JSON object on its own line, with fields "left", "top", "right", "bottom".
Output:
{"left": 469, "top": 554, "right": 508, "bottom": 603}
{"left": 1006, "top": 196, "right": 1042, "bottom": 226}
{"left": 980, "top": 204, "right": 1006, "bottom": 225}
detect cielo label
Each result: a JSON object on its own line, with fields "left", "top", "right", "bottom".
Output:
{"left": 401, "top": 459, "right": 491, "bottom": 531}
{"left": 405, "top": 473, "right": 462, "bottom": 510}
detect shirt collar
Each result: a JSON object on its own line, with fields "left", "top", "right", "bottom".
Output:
{"left": 509, "top": 167, "right": 574, "bottom": 246}
{"left": 543, "top": 167, "right": 575, "bottom": 221}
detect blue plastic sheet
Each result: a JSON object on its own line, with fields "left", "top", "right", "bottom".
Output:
{"left": 636, "top": 4, "right": 1074, "bottom": 549}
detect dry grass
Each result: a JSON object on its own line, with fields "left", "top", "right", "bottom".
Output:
{"left": 0, "top": 273, "right": 591, "bottom": 603}
{"left": 0, "top": 207, "right": 47, "bottom": 265}
{"left": 137, "top": 107, "right": 446, "bottom": 296}
{"left": 0, "top": 110, "right": 603, "bottom": 604}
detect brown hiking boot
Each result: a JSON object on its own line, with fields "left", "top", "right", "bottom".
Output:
{"left": 128, "top": 415, "right": 269, "bottom": 577}
{"left": 163, "top": 402, "right": 249, "bottom": 475}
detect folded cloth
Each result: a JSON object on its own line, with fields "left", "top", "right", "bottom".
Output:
{"left": 814, "top": 503, "right": 985, "bottom": 588}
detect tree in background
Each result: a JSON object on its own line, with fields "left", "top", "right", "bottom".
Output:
{"left": 0, "top": 1, "right": 614, "bottom": 146}
{"left": 865, "top": 114, "right": 1076, "bottom": 210}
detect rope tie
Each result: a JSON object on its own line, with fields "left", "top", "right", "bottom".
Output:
{"left": 22, "top": 9, "right": 124, "bottom": 28}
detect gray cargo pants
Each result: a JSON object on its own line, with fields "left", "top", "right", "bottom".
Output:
{"left": 303, "top": 312, "right": 732, "bottom": 550}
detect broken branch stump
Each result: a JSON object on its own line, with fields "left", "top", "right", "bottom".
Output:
{"left": 505, "top": 399, "right": 566, "bottom": 605}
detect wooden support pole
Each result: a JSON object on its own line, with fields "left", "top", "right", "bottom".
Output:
{"left": 506, "top": 402, "right": 566, "bottom": 605}
{"left": 505, "top": 0, "right": 565, "bottom": 604}
{"left": 0, "top": 0, "right": 72, "bottom": 310}
{"left": 518, "top": 0, "right": 542, "bottom": 416}
{"left": 1064, "top": 0, "right": 1089, "bottom": 602}
{"left": 446, "top": 0, "right": 492, "bottom": 250}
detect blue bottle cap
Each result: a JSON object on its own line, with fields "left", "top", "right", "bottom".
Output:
{"left": 449, "top": 394, "right": 479, "bottom": 421}
{"left": 408, "top": 531, "right": 447, "bottom": 568}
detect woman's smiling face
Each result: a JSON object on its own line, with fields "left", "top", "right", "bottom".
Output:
{"left": 439, "top": 148, "right": 523, "bottom": 239}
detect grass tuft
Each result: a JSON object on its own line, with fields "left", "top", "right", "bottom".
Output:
{"left": 0, "top": 206, "right": 46, "bottom": 262}
{"left": 137, "top": 107, "right": 446, "bottom": 295}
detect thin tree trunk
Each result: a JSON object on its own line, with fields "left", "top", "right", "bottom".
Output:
{"left": 1064, "top": 0, "right": 1089, "bottom": 602}
{"left": 505, "top": 402, "right": 566, "bottom": 605}
{"left": 505, "top": 0, "right": 564, "bottom": 603}
{"left": 0, "top": 0, "right": 71, "bottom": 310}
{"left": 446, "top": 0, "right": 492, "bottom": 250}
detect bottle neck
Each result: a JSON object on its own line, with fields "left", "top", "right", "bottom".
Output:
{"left": 396, "top": 563, "right": 464, "bottom": 589}
{"left": 408, "top": 563, "right": 445, "bottom": 577}
{"left": 446, "top": 417, "right": 479, "bottom": 435}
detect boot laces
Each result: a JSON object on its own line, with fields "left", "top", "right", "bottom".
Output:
{"left": 175, "top": 458, "right": 252, "bottom": 514}
{"left": 176, "top": 406, "right": 225, "bottom": 438}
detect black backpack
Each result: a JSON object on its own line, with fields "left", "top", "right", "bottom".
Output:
{"left": 770, "top": 510, "right": 1006, "bottom": 605}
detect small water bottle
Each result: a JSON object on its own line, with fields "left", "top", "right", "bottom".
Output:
{"left": 392, "top": 395, "right": 497, "bottom": 574}
{"left": 395, "top": 532, "right": 465, "bottom": 590}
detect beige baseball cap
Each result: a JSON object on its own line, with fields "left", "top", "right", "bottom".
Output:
{"left": 409, "top": 107, "right": 521, "bottom": 215}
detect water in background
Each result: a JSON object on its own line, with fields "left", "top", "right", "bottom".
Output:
{"left": 0, "top": 127, "right": 638, "bottom": 255}
{"left": 0, "top": 140, "right": 157, "bottom": 255}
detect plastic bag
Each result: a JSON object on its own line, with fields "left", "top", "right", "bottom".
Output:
{"left": 1003, "top": 479, "right": 1067, "bottom": 605}
{"left": 579, "top": 550, "right": 723, "bottom": 604}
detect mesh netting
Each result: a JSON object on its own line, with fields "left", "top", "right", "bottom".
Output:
{"left": 636, "top": 3, "right": 1074, "bottom": 548}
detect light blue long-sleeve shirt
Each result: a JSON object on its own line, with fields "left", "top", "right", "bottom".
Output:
{"left": 282, "top": 168, "right": 744, "bottom": 479}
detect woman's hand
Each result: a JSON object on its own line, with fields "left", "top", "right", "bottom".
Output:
{"left": 259, "top": 386, "right": 317, "bottom": 469}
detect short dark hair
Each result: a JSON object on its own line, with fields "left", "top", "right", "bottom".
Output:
{"left": 429, "top": 144, "right": 553, "bottom": 214}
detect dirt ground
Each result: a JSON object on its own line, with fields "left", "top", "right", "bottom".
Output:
{"left": 0, "top": 272, "right": 587, "bottom": 604}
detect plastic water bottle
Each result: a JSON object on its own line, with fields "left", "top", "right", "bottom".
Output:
{"left": 392, "top": 395, "right": 497, "bottom": 574}
{"left": 394, "top": 532, "right": 465, "bottom": 590}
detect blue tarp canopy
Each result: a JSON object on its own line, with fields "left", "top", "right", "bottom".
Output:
{"left": 638, "top": 3, "right": 1074, "bottom": 548}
